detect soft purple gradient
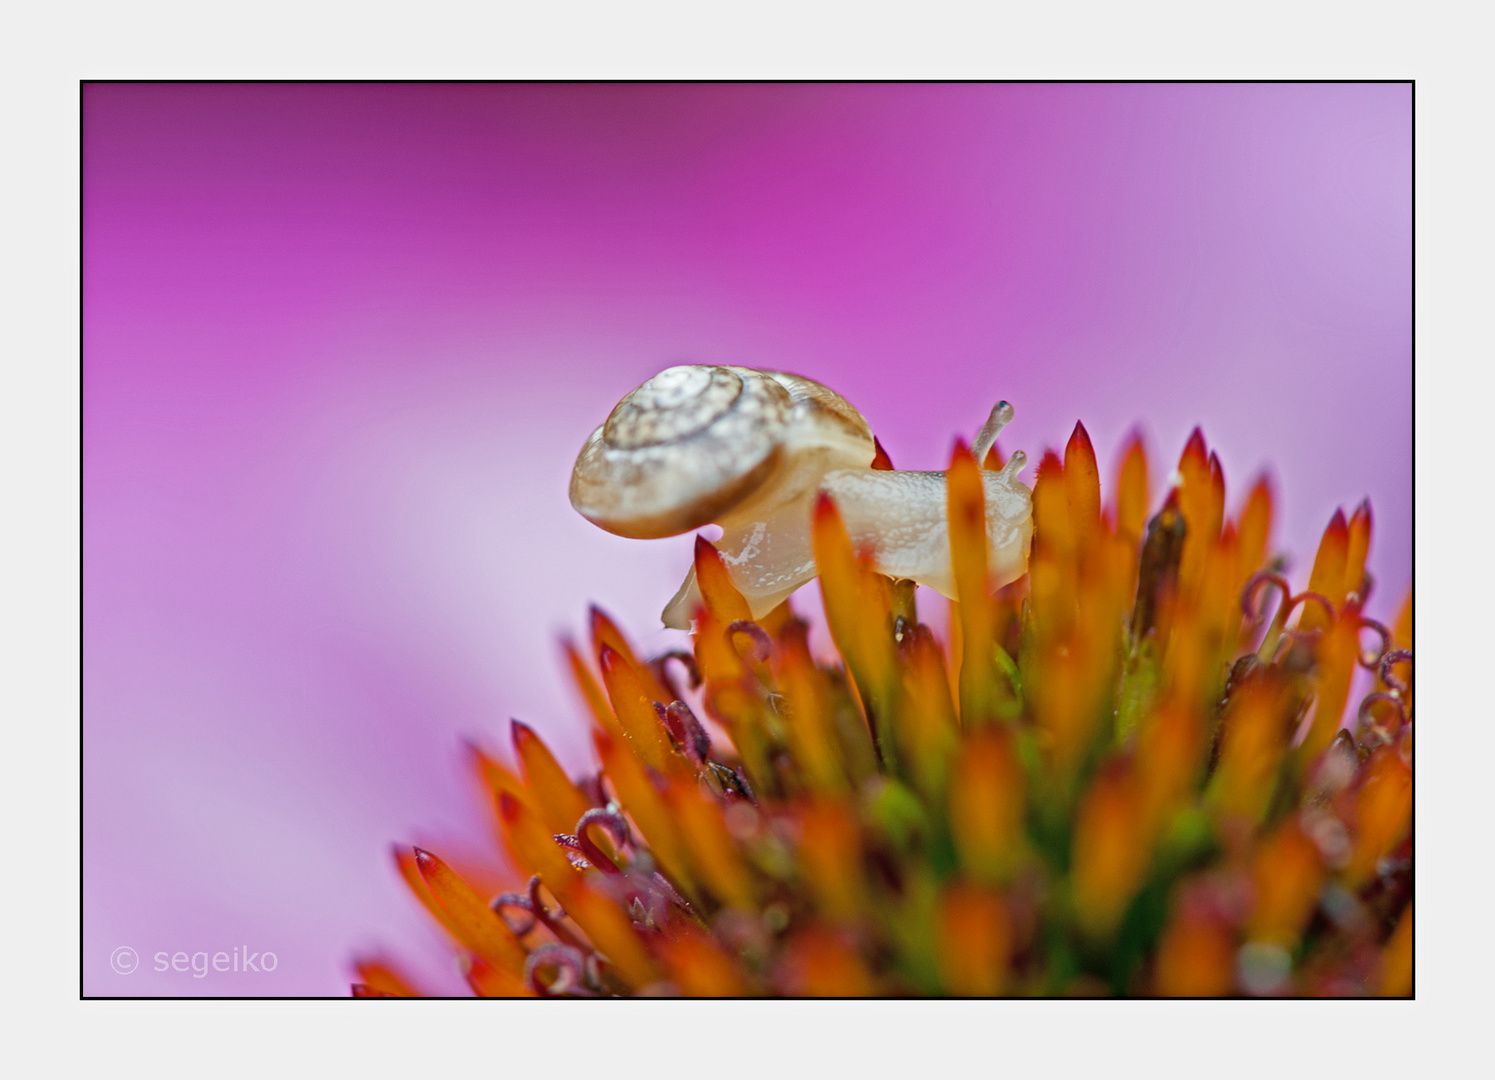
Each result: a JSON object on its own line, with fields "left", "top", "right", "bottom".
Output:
{"left": 84, "top": 83, "right": 1409, "bottom": 996}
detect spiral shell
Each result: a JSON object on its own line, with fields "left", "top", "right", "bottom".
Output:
{"left": 569, "top": 365, "right": 872, "bottom": 540}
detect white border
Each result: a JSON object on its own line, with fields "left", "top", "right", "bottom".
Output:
{"left": 6, "top": 0, "right": 1482, "bottom": 1074}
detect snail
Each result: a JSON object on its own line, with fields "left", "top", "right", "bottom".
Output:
{"left": 569, "top": 364, "right": 1033, "bottom": 630}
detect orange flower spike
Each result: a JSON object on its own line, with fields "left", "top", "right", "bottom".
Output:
{"left": 693, "top": 534, "right": 753, "bottom": 625}
{"left": 797, "top": 800, "right": 867, "bottom": 925}
{"left": 665, "top": 781, "right": 757, "bottom": 911}
{"left": 947, "top": 727, "right": 1025, "bottom": 884}
{"left": 692, "top": 604, "right": 747, "bottom": 686}
{"left": 1194, "top": 521, "right": 1243, "bottom": 662}
{"left": 1153, "top": 902, "right": 1235, "bottom": 997}
{"left": 394, "top": 845, "right": 470, "bottom": 946}
{"left": 1234, "top": 474, "right": 1275, "bottom": 586}
{"left": 947, "top": 440, "right": 998, "bottom": 726}
{"left": 1379, "top": 904, "right": 1412, "bottom": 997}
{"left": 1297, "top": 607, "right": 1359, "bottom": 767}
{"left": 1024, "top": 541, "right": 1067, "bottom": 653}
{"left": 982, "top": 441, "right": 1005, "bottom": 470}
{"left": 934, "top": 883, "right": 1011, "bottom": 996}
{"left": 511, "top": 720, "right": 594, "bottom": 839}
{"left": 1173, "top": 432, "right": 1216, "bottom": 598}
{"left": 1300, "top": 509, "right": 1349, "bottom": 633}
{"left": 1211, "top": 671, "right": 1290, "bottom": 824}
{"left": 780, "top": 927, "right": 878, "bottom": 997}
{"left": 1158, "top": 603, "right": 1208, "bottom": 713}
{"left": 1033, "top": 637, "right": 1105, "bottom": 782}
{"left": 1206, "top": 451, "right": 1227, "bottom": 549}
{"left": 1343, "top": 499, "right": 1373, "bottom": 602}
{"left": 598, "top": 645, "right": 673, "bottom": 772}
{"left": 554, "top": 881, "right": 660, "bottom": 990}
{"left": 1063, "top": 421, "right": 1102, "bottom": 552}
{"left": 1030, "top": 449, "right": 1073, "bottom": 562}
{"left": 870, "top": 436, "right": 895, "bottom": 471}
{"left": 592, "top": 730, "right": 698, "bottom": 899}
{"left": 775, "top": 622, "right": 852, "bottom": 796}
{"left": 353, "top": 959, "right": 420, "bottom": 998}
{"left": 495, "top": 792, "right": 581, "bottom": 899}
{"left": 1393, "top": 590, "right": 1412, "bottom": 649}
{"left": 349, "top": 984, "right": 394, "bottom": 998}
{"left": 463, "top": 956, "right": 532, "bottom": 998}
{"left": 1028, "top": 451, "right": 1075, "bottom": 643}
{"left": 755, "top": 599, "right": 794, "bottom": 639}
{"left": 468, "top": 741, "right": 530, "bottom": 809}
{"left": 1070, "top": 761, "right": 1151, "bottom": 939}
{"left": 1135, "top": 699, "right": 1204, "bottom": 832}
{"left": 855, "top": 562, "right": 898, "bottom": 717}
{"left": 897, "top": 627, "right": 960, "bottom": 799}
{"left": 813, "top": 492, "right": 897, "bottom": 749}
{"left": 589, "top": 605, "right": 671, "bottom": 704}
{"left": 562, "top": 638, "right": 623, "bottom": 741}
{"left": 812, "top": 492, "right": 866, "bottom": 663}
{"left": 411, "top": 847, "right": 529, "bottom": 977}
{"left": 467, "top": 742, "right": 540, "bottom": 868}
{"left": 1114, "top": 429, "right": 1150, "bottom": 541}
{"left": 1247, "top": 820, "right": 1325, "bottom": 945}
{"left": 655, "top": 927, "right": 751, "bottom": 996}
{"left": 1345, "top": 749, "right": 1412, "bottom": 887}
{"left": 1103, "top": 525, "right": 1142, "bottom": 621}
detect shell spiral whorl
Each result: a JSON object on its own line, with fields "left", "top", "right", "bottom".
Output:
{"left": 570, "top": 365, "right": 794, "bottom": 540}
{"left": 602, "top": 366, "right": 748, "bottom": 448}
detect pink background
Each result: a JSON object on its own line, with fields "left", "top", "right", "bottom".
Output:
{"left": 83, "top": 83, "right": 1410, "bottom": 995}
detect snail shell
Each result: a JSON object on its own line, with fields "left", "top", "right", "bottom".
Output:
{"left": 570, "top": 365, "right": 875, "bottom": 539}
{"left": 569, "top": 364, "right": 1033, "bottom": 629}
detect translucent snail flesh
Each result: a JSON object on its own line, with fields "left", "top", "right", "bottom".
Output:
{"left": 569, "top": 364, "right": 1033, "bottom": 630}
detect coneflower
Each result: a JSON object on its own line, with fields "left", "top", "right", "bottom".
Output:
{"left": 356, "top": 425, "right": 1410, "bottom": 998}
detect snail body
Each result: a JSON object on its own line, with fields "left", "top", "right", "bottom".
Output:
{"left": 569, "top": 365, "right": 1033, "bottom": 630}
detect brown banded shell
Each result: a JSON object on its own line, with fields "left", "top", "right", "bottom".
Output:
{"left": 569, "top": 365, "right": 795, "bottom": 539}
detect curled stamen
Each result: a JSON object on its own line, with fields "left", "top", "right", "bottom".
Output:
{"left": 1379, "top": 649, "right": 1412, "bottom": 696}
{"left": 1347, "top": 569, "right": 1375, "bottom": 608}
{"left": 649, "top": 649, "right": 701, "bottom": 701}
{"left": 551, "top": 833, "right": 591, "bottom": 870}
{"left": 727, "top": 620, "right": 773, "bottom": 663}
{"left": 577, "top": 773, "right": 608, "bottom": 809}
{"left": 1241, "top": 572, "right": 1292, "bottom": 621}
{"left": 527, "top": 875, "right": 586, "bottom": 950}
{"left": 1357, "top": 692, "right": 1407, "bottom": 746}
{"left": 1356, "top": 618, "right": 1393, "bottom": 671}
{"left": 576, "top": 806, "right": 631, "bottom": 873}
{"left": 1252, "top": 582, "right": 1335, "bottom": 663}
{"left": 1242, "top": 572, "right": 1291, "bottom": 660}
{"left": 524, "top": 943, "right": 590, "bottom": 997}
{"left": 1288, "top": 591, "right": 1336, "bottom": 627}
{"left": 489, "top": 891, "right": 538, "bottom": 936}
